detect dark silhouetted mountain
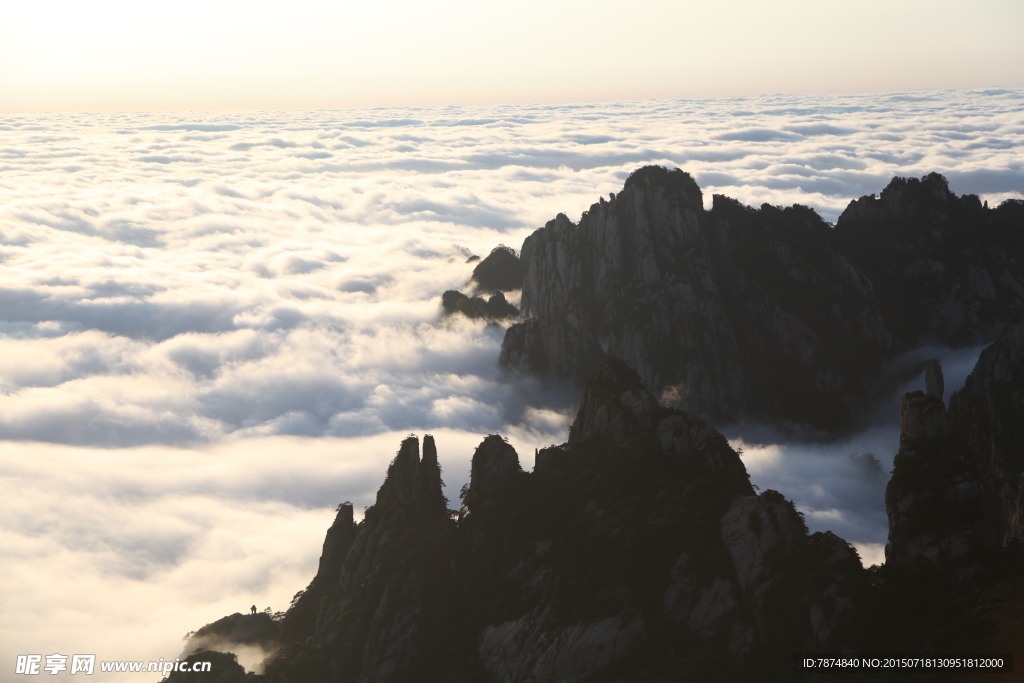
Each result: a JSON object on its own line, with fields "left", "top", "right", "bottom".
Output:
{"left": 500, "top": 166, "right": 1024, "bottom": 432}
{"left": 180, "top": 323, "right": 1024, "bottom": 680}
{"left": 187, "top": 361, "right": 868, "bottom": 682}
{"left": 834, "top": 174, "right": 1024, "bottom": 346}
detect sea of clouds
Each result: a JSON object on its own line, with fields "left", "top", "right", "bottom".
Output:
{"left": 1, "top": 88, "right": 1022, "bottom": 678}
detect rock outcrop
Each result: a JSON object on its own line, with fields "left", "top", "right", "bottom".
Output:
{"left": 442, "top": 290, "right": 519, "bottom": 322}
{"left": 884, "top": 392, "right": 998, "bottom": 568}
{"left": 924, "top": 359, "right": 944, "bottom": 399}
{"left": 885, "top": 317, "right": 1024, "bottom": 569}
{"left": 471, "top": 245, "right": 526, "bottom": 293}
{"left": 280, "top": 503, "right": 357, "bottom": 643}
{"left": 465, "top": 361, "right": 865, "bottom": 681}
{"left": 500, "top": 167, "right": 1024, "bottom": 432}
{"left": 948, "top": 316, "right": 1024, "bottom": 546}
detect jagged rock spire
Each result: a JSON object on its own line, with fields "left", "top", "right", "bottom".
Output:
{"left": 374, "top": 435, "right": 448, "bottom": 521}
{"left": 418, "top": 434, "right": 447, "bottom": 517}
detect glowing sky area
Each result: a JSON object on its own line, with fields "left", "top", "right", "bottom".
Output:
{"left": 1, "top": 91, "right": 1023, "bottom": 679}
{"left": 1, "top": 0, "right": 1022, "bottom": 111}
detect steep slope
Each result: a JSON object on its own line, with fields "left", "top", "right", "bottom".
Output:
{"left": 883, "top": 391, "right": 999, "bottom": 568}
{"left": 265, "top": 435, "right": 458, "bottom": 683}
{"left": 885, "top": 316, "right": 1024, "bottom": 568}
{"left": 863, "top": 317, "right": 1024, "bottom": 667}
{"left": 948, "top": 315, "right": 1024, "bottom": 545}
{"left": 500, "top": 167, "right": 1024, "bottom": 432}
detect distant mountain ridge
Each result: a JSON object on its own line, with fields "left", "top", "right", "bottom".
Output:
{"left": 500, "top": 166, "right": 1024, "bottom": 432}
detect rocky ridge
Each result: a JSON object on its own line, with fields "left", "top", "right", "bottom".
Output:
{"left": 500, "top": 167, "right": 1024, "bottom": 432}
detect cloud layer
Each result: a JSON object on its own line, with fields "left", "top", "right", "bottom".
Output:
{"left": 0, "top": 89, "right": 1021, "bottom": 678}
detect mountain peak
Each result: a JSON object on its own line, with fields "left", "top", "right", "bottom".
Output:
{"left": 622, "top": 165, "right": 703, "bottom": 209}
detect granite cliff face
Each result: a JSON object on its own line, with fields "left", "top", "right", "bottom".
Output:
{"left": 835, "top": 175, "right": 1024, "bottom": 346}
{"left": 860, "top": 317, "right": 1024, "bottom": 663}
{"left": 885, "top": 317, "right": 1024, "bottom": 568}
{"left": 948, "top": 316, "right": 1024, "bottom": 545}
{"left": 500, "top": 166, "right": 1024, "bottom": 432}
{"left": 883, "top": 391, "right": 999, "bottom": 568}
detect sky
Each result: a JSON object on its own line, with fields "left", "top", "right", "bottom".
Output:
{"left": 1, "top": 0, "right": 1023, "bottom": 111}
{"left": 2, "top": 91, "right": 1023, "bottom": 679}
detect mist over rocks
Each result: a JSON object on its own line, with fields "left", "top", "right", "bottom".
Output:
{"left": 162, "top": 651, "right": 249, "bottom": 683}
{"left": 179, "top": 611, "right": 282, "bottom": 675}
{"left": 500, "top": 166, "right": 1024, "bottom": 433}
